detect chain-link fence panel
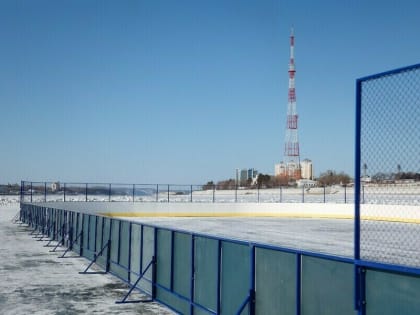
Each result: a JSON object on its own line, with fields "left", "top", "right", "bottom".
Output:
{"left": 359, "top": 64, "right": 420, "bottom": 267}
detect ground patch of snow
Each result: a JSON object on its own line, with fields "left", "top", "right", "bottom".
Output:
{"left": 0, "top": 205, "right": 174, "bottom": 315}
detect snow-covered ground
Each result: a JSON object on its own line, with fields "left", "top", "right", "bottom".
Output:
{"left": 0, "top": 204, "right": 174, "bottom": 315}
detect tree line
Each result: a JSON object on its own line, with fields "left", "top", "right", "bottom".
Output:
{"left": 203, "top": 170, "right": 353, "bottom": 190}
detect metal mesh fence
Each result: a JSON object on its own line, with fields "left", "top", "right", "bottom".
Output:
{"left": 359, "top": 64, "right": 420, "bottom": 267}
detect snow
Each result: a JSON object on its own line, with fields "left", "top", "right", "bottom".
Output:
{"left": 0, "top": 204, "right": 175, "bottom": 315}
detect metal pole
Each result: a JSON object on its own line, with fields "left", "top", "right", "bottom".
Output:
{"left": 44, "top": 182, "right": 47, "bottom": 202}
{"left": 30, "top": 182, "right": 33, "bottom": 203}
{"left": 132, "top": 184, "right": 135, "bottom": 202}
{"left": 167, "top": 185, "right": 170, "bottom": 203}
{"left": 354, "top": 78, "right": 362, "bottom": 312}
{"left": 20, "top": 181, "right": 24, "bottom": 203}
{"left": 302, "top": 186, "right": 304, "bottom": 203}
{"left": 190, "top": 185, "right": 193, "bottom": 202}
{"left": 323, "top": 186, "right": 326, "bottom": 203}
{"left": 109, "top": 183, "right": 111, "bottom": 202}
{"left": 249, "top": 245, "right": 256, "bottom": 315}
{"left": 296, "top": 253, "right": 302, "bottom": 315}
{"left": 156, "top": 184, "right": 159, "bottom": 202}
{"left": 190, "top": 235, "right": 195, "bottom": 315}
{"left": 257, "top": 186, "right": 260, "bottom": 203}
{"left": 235, "top": 185, "right": 238, "bottom": 203}
{"left": 344, "top": 185, "right": 347, "bottom": 204}
{"left": 213, "top": 184, "right": 215, "bottom": 203}
{"left": 64, "top": 183, "right": 66, "bottom": 202}
{"left": 280, "top": 186, "right": 282, "bottom": 203}
{"left": 85, "top": 183, "right": 88, "bottom": 202}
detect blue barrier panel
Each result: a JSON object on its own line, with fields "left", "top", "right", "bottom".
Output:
{"left": 301, "top": 256, "right": 355, "bottom": 315}
{"left": 194, "top": 236, "right": 219, "bottom": 313}
{"left": 365, "top": 269, "right": 420, "bottom": 315}
{"left": 139, "top": 225, "right": 154, "bottom": 295}
{"left": 96, "top": 217, "right": 103, "bottom": 253}
{"left": 88, "top": 215, "right": 96, "bottom": 253}
{"left": 119, "top": 220, "right": 130, "bottom": 269}
{"left": 156, "top": 229, "right": 172, "bottom": 288}
{"left": 173, "top": 232, "right": 191, "bottom": 299}
{"left": 109, "top": 219, "right": 129, "bottom": 281}
{"left": 220, "top": 241, "right": 250, "bottom": 315}
{"left": 130, "top": 223, "right": 142, "bottom": 282}
{"left": 255, "top": 247, "right": 296, "bottom": 315}
{"left": 82, "top": 214, "right": 90, "bottom": 257}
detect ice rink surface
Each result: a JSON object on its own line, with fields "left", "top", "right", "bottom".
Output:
{"left": 0, "top": 205, "right": 174, "bottom": 315}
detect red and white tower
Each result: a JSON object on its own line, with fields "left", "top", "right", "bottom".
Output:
{"left": 284, "top": 28, "right": 301, "bottom": 179}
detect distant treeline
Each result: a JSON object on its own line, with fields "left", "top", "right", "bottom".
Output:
{"left": 371, "top": 172, "right": 420, "bottom": 182}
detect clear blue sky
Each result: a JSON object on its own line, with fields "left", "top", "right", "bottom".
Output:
{"left": 1, "top": 0, "right": 419, "bottom": 184}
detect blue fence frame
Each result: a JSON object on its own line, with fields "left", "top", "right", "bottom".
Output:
{"left": 16, "top": 64, "right": 420, "bottom": 315}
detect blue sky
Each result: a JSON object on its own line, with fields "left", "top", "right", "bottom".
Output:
{"left": 0, "top": 0, "right": 419, "bottom": 184}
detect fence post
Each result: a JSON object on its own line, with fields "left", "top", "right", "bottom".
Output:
{"left": 167, "top": 185, "right": 170, "bottom": 203}
{"left": 257, "top": 186, "right": 260, "bottom": 203}
{"left": 85, "top": 183, "right": 88, "bottom": 202}
{"left": 132, "top": 184, "right": 135, "bottom": 202}
{"left": 190, "top": 235, "right": 195, "bottom": 315}
{"left": 190, "top": 185, "right": 193, "bottom": 202}
{"left": 249, "top": 245, "right": 256, "bottom": 315}
{"left": 323, "top": 186, "right": 326, "bottom": 203}
{"left": 344, "top": 185, "right": 347, "bottom": 204}
{"left": 20, "top": 181, "right": 24, "bottom": 203}
{"left": 109, "top": 183, "right": 111, "bottom": 202}
{"left": 64, "top": 183, "right": 66, "bottom": 202}
{"left": 30, "top": 182, "right": 33, "bottom": 203}
{"left": 44, "top": 182, "right": 47, "bottom": 202}
{"left": 213, "top": 184, "right": 215, "bottom": 203}
{"left": 106, "top": 239, "right": 111, "bottom": 273}
{"left": 280, "top": 186, "right": 282, "bottom": 203}
{"left": 302, "top": 186, "right": 304, "bottom": 203}
{"left": 296, "top": 253, "right": 302, "bottom": 315}
{"left": 235, "top": 185, "right": 238, "bottom": 203}
{"left": 156, "top": 184, "right": 159, "bottom": 202}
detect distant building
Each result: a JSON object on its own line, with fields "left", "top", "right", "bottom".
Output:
{"left": 238, "top": 168, "right": 258, "bottom": 186}
{"left": 300, "top": 159, "right": 314, "bottom": 180}
{"left": 296, "top": 179, "right": 317, "bottom": 188}
{"left": 51, "top": 182, "right": 60, "bottom": 192}
{"left": 274, "top": 160, "right": 300, "bottom": 179}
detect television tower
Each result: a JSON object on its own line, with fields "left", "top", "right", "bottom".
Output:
{"left": 284, "top": 28, "right": 301, "bottom": 179}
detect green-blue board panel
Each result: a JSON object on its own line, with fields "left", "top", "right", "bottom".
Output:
{"left": 255, "top": 247, "right": 296, "bottom": 315}
{"left": 301, "top": 256, "right": 355, "bottom": 315}
{"left": 173, "top": 232, "right": 191, "bottom": 299}
{"left": 119, "top": 220, "right": 130, "bottom": 268}
{"left": 366, "top": 269, "right": 420, "bottom": 315}
{"left": 194, "top": 236, "right": 219, "bottom": 312}
{"left": 130, "top": 223, "right": 142, "bottom": 284}
{"left": 221, "top": 241, "right": 250, "bottom": 315}
{"left": 110, "top": 219, "right": 120, "bottom": 263}
{"left": 156, "top": 229, "right": 172, "bottom": 289}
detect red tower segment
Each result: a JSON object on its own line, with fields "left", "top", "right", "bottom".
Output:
{"left": 283, "top": 28, "right": 301, "bottom": 179}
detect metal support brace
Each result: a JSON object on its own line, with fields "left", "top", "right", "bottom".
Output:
{"left": 35, "top": 222, "right": 52, "bottom": 241}
{"left": 115, "top": 256, "right": 156, "bottom": 304}
{"left": 235, "top": 291, "right": 254, "bottom": 315}
{"left": 59, "top": 231, "right": 83, "bottom": 258}
{"left": 50, "top": 224, "right": 66, "bottom": 252}
{"left": 11, "top": 211, "right": 21, "bottom": 223}
{"left": 79, "top": 240, "right": 111, "bottom": 274}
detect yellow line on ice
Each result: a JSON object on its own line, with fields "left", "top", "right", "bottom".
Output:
{"left": 100, "top": 212, "right": 420, "bottom": 224}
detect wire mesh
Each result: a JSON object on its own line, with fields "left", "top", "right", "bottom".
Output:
{"left": 359, "top": 64, "right": 420, "bottom": 267}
